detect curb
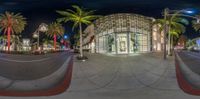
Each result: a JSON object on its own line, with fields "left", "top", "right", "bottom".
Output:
{"left": 0, "top": 57, "right": 73, "bottom": 96}
{"left": 175, "top": 53, "right": 200, "bottom": 95}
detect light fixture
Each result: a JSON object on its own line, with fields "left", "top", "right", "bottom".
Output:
{"left": 64, "top": 35, "right": 68, "bottom": 39}
{"left": 38, "top": 23, "right": 48, "bottom": 32}
{"left": 33, "top": 33, "right": 38, "bottom": 38}
{"left": 183, "top": 8, "right": 197, "bottom": 14}
{"left": 185, "top": 10, "right": 194, "bottom": 14}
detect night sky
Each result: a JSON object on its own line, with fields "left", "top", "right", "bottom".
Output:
{"left": 1, "top": 0, "right": 200, "bottom": 39}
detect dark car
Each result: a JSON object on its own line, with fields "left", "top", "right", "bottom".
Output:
{"left": 32, "top": 50, "right": 45, "bottom": 55}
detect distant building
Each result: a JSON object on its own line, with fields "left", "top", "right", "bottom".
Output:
{"left": 22, "top": 38, "right": 31, "bottom": 51}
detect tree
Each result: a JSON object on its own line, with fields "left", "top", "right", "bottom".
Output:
{"left": 73, "top": 33, "right": 80, "bottom": 49}
{"left": 46, "top": 22, "right": 64, "bottom": 50}
{"left": 153, "top": 17, "right": 188, "bottom": 55}
{"left": 170, "top": 28, "right": 183, "bottom": 49}
{"left": 11, "top": 34, "right": 22, "bottom": 51}
{"left": 193, "top": 23, "right": 200, "bottom": 31}
{"left": 0, "top": 11, "right": 27, "bottom": 52}
{"left": 56, "top": 5, "right": 99, "bottom": 58}
{"left": 192, "top": 15, "right": 200, "bottom": 31}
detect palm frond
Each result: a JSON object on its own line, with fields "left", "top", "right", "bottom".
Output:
{"left": 72, "top": 21, "right": 79, "bottom": 31}
{"left": 171, "top": 22, "right": 185, "bottom": 33}
{"left": 0, "top": 11, "right": 27, "bottom": 34}
{"left": 72, "top": 5, "right": 83, "bottom": 16}
{"left": 46, "top": 22, "right": 65, "bottom": 38}
{"left": 56, "top": 5, "right": 99, "bottom": 30}
{"left": 172, "top": 17, "right": 189, "bottom": 25}
{"left": 154, "top": 16, "right": 186, "bottom": 36}
{"left": 192, "top": 20, "right": 200, "bottom": 31}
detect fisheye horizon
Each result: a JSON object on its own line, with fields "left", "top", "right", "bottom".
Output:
{"left": 0, "top": 0, "right": 200, "bottom": 99}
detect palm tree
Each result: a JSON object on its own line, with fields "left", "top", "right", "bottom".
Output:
{"left": 73, "top": 33, "right": 80, "bottom": 49}
{"left": 192, "top": 15, "right": 200, "bottom": 31}
{"left": 11, "top": 35, "right": 22, "bottom": 51}
{"left": 46, "top": 22, "right": 64, "bottom": 50}
{"left": 193, "top": 23, "right": 200, "bottom": 31}
{"left": 153, "top": 17, "right": 188, "bottom": 55}
{"left": 0, "top": 11, "right": 27, "bottom": 52}
{"left": 56, "top": 5, "right": 99, "bottom": 58}
{"left": 169, "top": 28, "right": 184, "bottom": 49}
{"left": 0, "top": 35, "right": 6, "bottom": 41}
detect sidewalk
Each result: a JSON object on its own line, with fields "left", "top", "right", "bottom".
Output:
{"left": 63, "top": 52, "right": 199, "bottom": 99}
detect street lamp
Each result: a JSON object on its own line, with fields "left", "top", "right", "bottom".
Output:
{"left": 63, "top": 34, "right": 68, "bottom": 49}
{"left": 33, "top": 32, "right": 38, "bottom": 38}
{"left": 64, "top": 35, "right": 68, "bottom": 39}
{"left": 185, "top": 10, "right": 195, "bottom": 14}
{"left": 163, "top": 8, "right": 199, "bottom": 60}
{"left": 38, "top": 23, "right": 48, "bottom": 32}
{"left": 33, "top": 23, "right": 48, "bottom": 50}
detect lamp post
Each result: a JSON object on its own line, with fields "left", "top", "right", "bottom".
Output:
{"left": 163, "top": 8, "right": 199, "bottom": 60}
{"left": 33, "top": 23, "right": 48, "bottom": 50}
{"left": 63, "top": 34, "right": 68, "bottom": 49}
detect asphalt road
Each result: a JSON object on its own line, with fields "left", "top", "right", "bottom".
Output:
{"left": 0, "top": 52, "right": 72, "bottom": 80}
{"left": 177, "top": 51, "right": 200, "bottom": 75}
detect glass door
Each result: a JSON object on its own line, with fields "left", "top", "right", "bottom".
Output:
{"left": 117, "top": 34, "right": 128, "bottom": 54}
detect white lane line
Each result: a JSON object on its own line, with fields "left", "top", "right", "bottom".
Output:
{"left": 0, "top": 52, "right": 68, "bottom": 63}
{"left": 0, "top": 57, "right": 51, "bottom": 63}
{"left": 185, "top": 52, "right": 200, "bottom": 59}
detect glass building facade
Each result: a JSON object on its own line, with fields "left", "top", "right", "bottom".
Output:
{"left": 94, "top": 13, "right": 153, "bottom": 54}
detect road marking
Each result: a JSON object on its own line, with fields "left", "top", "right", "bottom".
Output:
{"left": 0, "top": 52, "right": 68, "bottom": 63}
{"left": 0, "top": 57, "right": 51, "bottom": 63}
{"left": 185, "top": 52, "right": 200, "bottom": 59}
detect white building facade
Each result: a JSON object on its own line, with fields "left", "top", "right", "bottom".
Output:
{"left": 83, "top": 13, "right": 164, "bottom": 54}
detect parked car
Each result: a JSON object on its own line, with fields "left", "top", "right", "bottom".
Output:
{"left": 32, "top": 50, "right": 44, "bottom": 55}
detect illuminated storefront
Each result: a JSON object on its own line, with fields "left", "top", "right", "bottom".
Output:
{"left": 84, "top": 13, "right": 163, "bottom": 54}
{"left": 95, "top": 13, "right": 153, "bottom": 54}
{"left": 22, "top": 39, "right": 31, "bottom": 51}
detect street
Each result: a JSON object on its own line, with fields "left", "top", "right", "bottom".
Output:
{"left": 0, "top": 52, "right": 71, "bottom": 80}
{"left": 0, "top": 52, "right": 73, "bottom": 95}
{"left": 176, "top": 51, "right": 200, "bottom": 94}
{"left": 177, "top": 51, "right": 200, "bottom": 75}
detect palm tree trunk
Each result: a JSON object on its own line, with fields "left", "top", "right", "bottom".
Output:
{"left": 79, "top": 23, "right": 83, "bottom": 57}
{"left": 167, "top": 27, "right": 171, "bottom": 55}
{"left": 171, "top": 35, "right": 174, "bottom": 55}
{"left": 54, "top": 34, "right": 57, "bottom": 50}
{"left": 7, "top": 27, "right": 11, "bottom": 52}
{"left": 14, "top": 36, "right": 17, "bottom": 51}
